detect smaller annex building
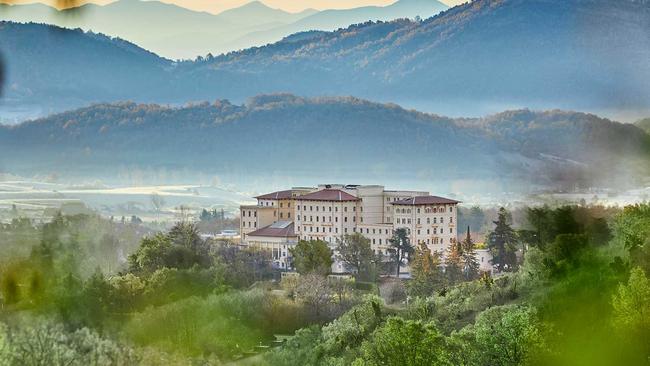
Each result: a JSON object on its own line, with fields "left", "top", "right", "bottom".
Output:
{"left": 245, "top": 220, "right": 297, "bottom": 269}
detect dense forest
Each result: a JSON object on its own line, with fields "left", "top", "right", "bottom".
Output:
{"left": 1, "top": 96, "right": 648, "bottom": 191}
{"left": 1, "top": 203, "right": 648, "bottom": 365}
{"left": 1, "top": 0, "right": 650, "bottom": 117}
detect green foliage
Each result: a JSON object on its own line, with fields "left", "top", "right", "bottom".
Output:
{"left": 0, "top": 319, "right": 137, "bottom": 366}
{"left": 408, "top": 241, "right": 443, "bottom": 298}
{"left": 356, "top": 317, "right": 451, "bottom": 366}
{"left": 487, "top": 207, "right": 519, "bottom": 271}
{"left": 128, "top": 222, "right": 211, "bottom": 276}
{"left": 388, "top": 228, "right": 414, "bottom": 277}
{"left": 611, "top": 203, "right": 650, "bottom": 272}
{"left": 290, "top": 240, "right": 333, "bottom": 275}
{"left": 612, "top": 267, "right": 650, "bottom": 341}
{"left": 472, "top": 305, "right": 546, "bottom": 366}
{"left": 267, "top": 326, "right": 324, "bottom": 366}
{"left": 336, "top": 233, "right": 380, "bottom": 282}
{"left": 126, "top": 289, "right": 302, "bottom": 358}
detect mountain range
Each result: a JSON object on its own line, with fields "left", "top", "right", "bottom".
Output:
{"left": 0, "top": 95, "right": 648, "bottom": 193}
{"left": 1, "top": 0, "right": 649, "bottom": 123}
{"left": 0, "top": 0, "right": 448, "bottom": 59}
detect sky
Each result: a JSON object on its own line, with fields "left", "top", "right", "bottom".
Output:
{"left": 1, "top": 0, "right": 466, "bottom": 13}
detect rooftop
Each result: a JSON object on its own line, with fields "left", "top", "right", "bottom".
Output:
{"left": 247, "top": 221, "right": 296, "bottom": 238}
{"left": 391, "top": 196, "right": 461, "bottom": 205}
{"left": 295, "top": 189, "right": 360, "bottom": 202}
{"left": 255, "top": 189, "right": 294, "bottom": 200}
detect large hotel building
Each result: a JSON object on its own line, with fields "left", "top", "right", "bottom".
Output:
{"left": 239, "top": 184, "right": 460, "bottom": 273}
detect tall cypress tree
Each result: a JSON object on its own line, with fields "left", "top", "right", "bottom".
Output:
{"left": 461, "top": 226, "right": 480, "bottom": 280}
{"left": 487, "top": 207, "right": 519, "bottom": 272}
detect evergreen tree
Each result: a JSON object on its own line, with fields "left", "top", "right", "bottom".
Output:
{"left": 408, "top": 241, "right": 443, "bottom": 297}
{"left": 290, "top": 240, "right": 333, "bottom": 275}
{"left": 445, "top": 239, "right": 463, "bottom": 285}
{"left": 487, "top": 207, "right": 519, "bottom": 272}
{"left": 388, "top": 228, "right": 414, "bottom": 277}
{"left": 336, "top": 233, "right": 380, "bottom": 282}
{"left": 461, "top": 226, "right": 480, "bottom": 281}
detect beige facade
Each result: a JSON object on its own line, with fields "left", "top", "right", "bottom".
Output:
{"left": 240, "top": 205, "right": 276, "bottom": 242}
{"left": 354, "top": 223, "right": 394, "bottom": 256}
{"left": 239, "top": 184, "right": 461, "bottom": 273}
{"left": 294, "top": 190, "right": 361, "bottom": 243}
{"left": 393, "top": 198, "right": 459, "bottom": 257}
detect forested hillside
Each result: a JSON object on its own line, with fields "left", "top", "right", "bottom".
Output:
{"left": 1, "top": 0, "right": 650, "bottom": 119}
{"left": 1, "top": 95, "right": 648, "bottom": 190}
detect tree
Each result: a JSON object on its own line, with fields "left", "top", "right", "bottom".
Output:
{"left": 460, "top": 226, "right": 480, "bottom": 281}
{"left": 445, "top": 239, "right": 463, "bottom": 285}
{"left": 388, "top": 228, "right": 414, "bottom": 277}
{"left": 473, "top": 305, "right": 545, "bottom": 366}
{"left": 612, "top": 267, "right": 650, "bottom": 340}
{"left": 408, "top": 241, "right": 443, "bottom": 297}
{"left": 487, "top": 207, "right": 519, "bottom": 272}
{"left": 128, "top": 222, "right": 211, "bottom": 275}
{"left": 290, "top": 240, "right": 333, "bottom": 275}
{"left": 295, "top": 274, "right": 332, "bottom": 319}
{"left": 336, "top": 233, "right": 379, "bottom": 281}
{"left": 150, "top": 193, "right": 165, "bottom": 219}
{"left": 357, "top": 317, "right": 451, "bottom": 366}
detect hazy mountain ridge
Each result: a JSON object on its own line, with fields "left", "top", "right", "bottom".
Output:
{"left": 1, "top": 95, "right": 648, "bottom": 191}
{"left": 0, "top": 0, "right": 445, "bottom": 58}
{"left": 2, "top": 0, "right": 649, "bottom": 121}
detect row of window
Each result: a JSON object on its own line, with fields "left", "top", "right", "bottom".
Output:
{"left": 298, "top": 205, "right": 359, "bottom": 212}
{"left": 416, "top": 227, "right": 453, "bottom": 235}
{"left": 394, "top": 206, "right": 453, "bottom": 214}
{"left": 396, "top": 217, "right": 453, "bottom": 225}
{"left": 297, "top": 215, "right": 355, "bottom": 223}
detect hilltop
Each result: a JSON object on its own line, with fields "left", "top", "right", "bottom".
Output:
{"left": 1, "top": 95, "right": 648, "bottom": 191}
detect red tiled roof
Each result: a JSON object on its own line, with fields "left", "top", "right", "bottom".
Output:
{"left": 295, "top": 189, "right": 360, "bottom": 202}
{"left": 391, "top": 196, "right": 461, "bottom": 205}
{"left": 255, "top": 190, "right": 293, "bottom": 200}
{"left": 247, "top": 221, "right": 296, "bottom": 238}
